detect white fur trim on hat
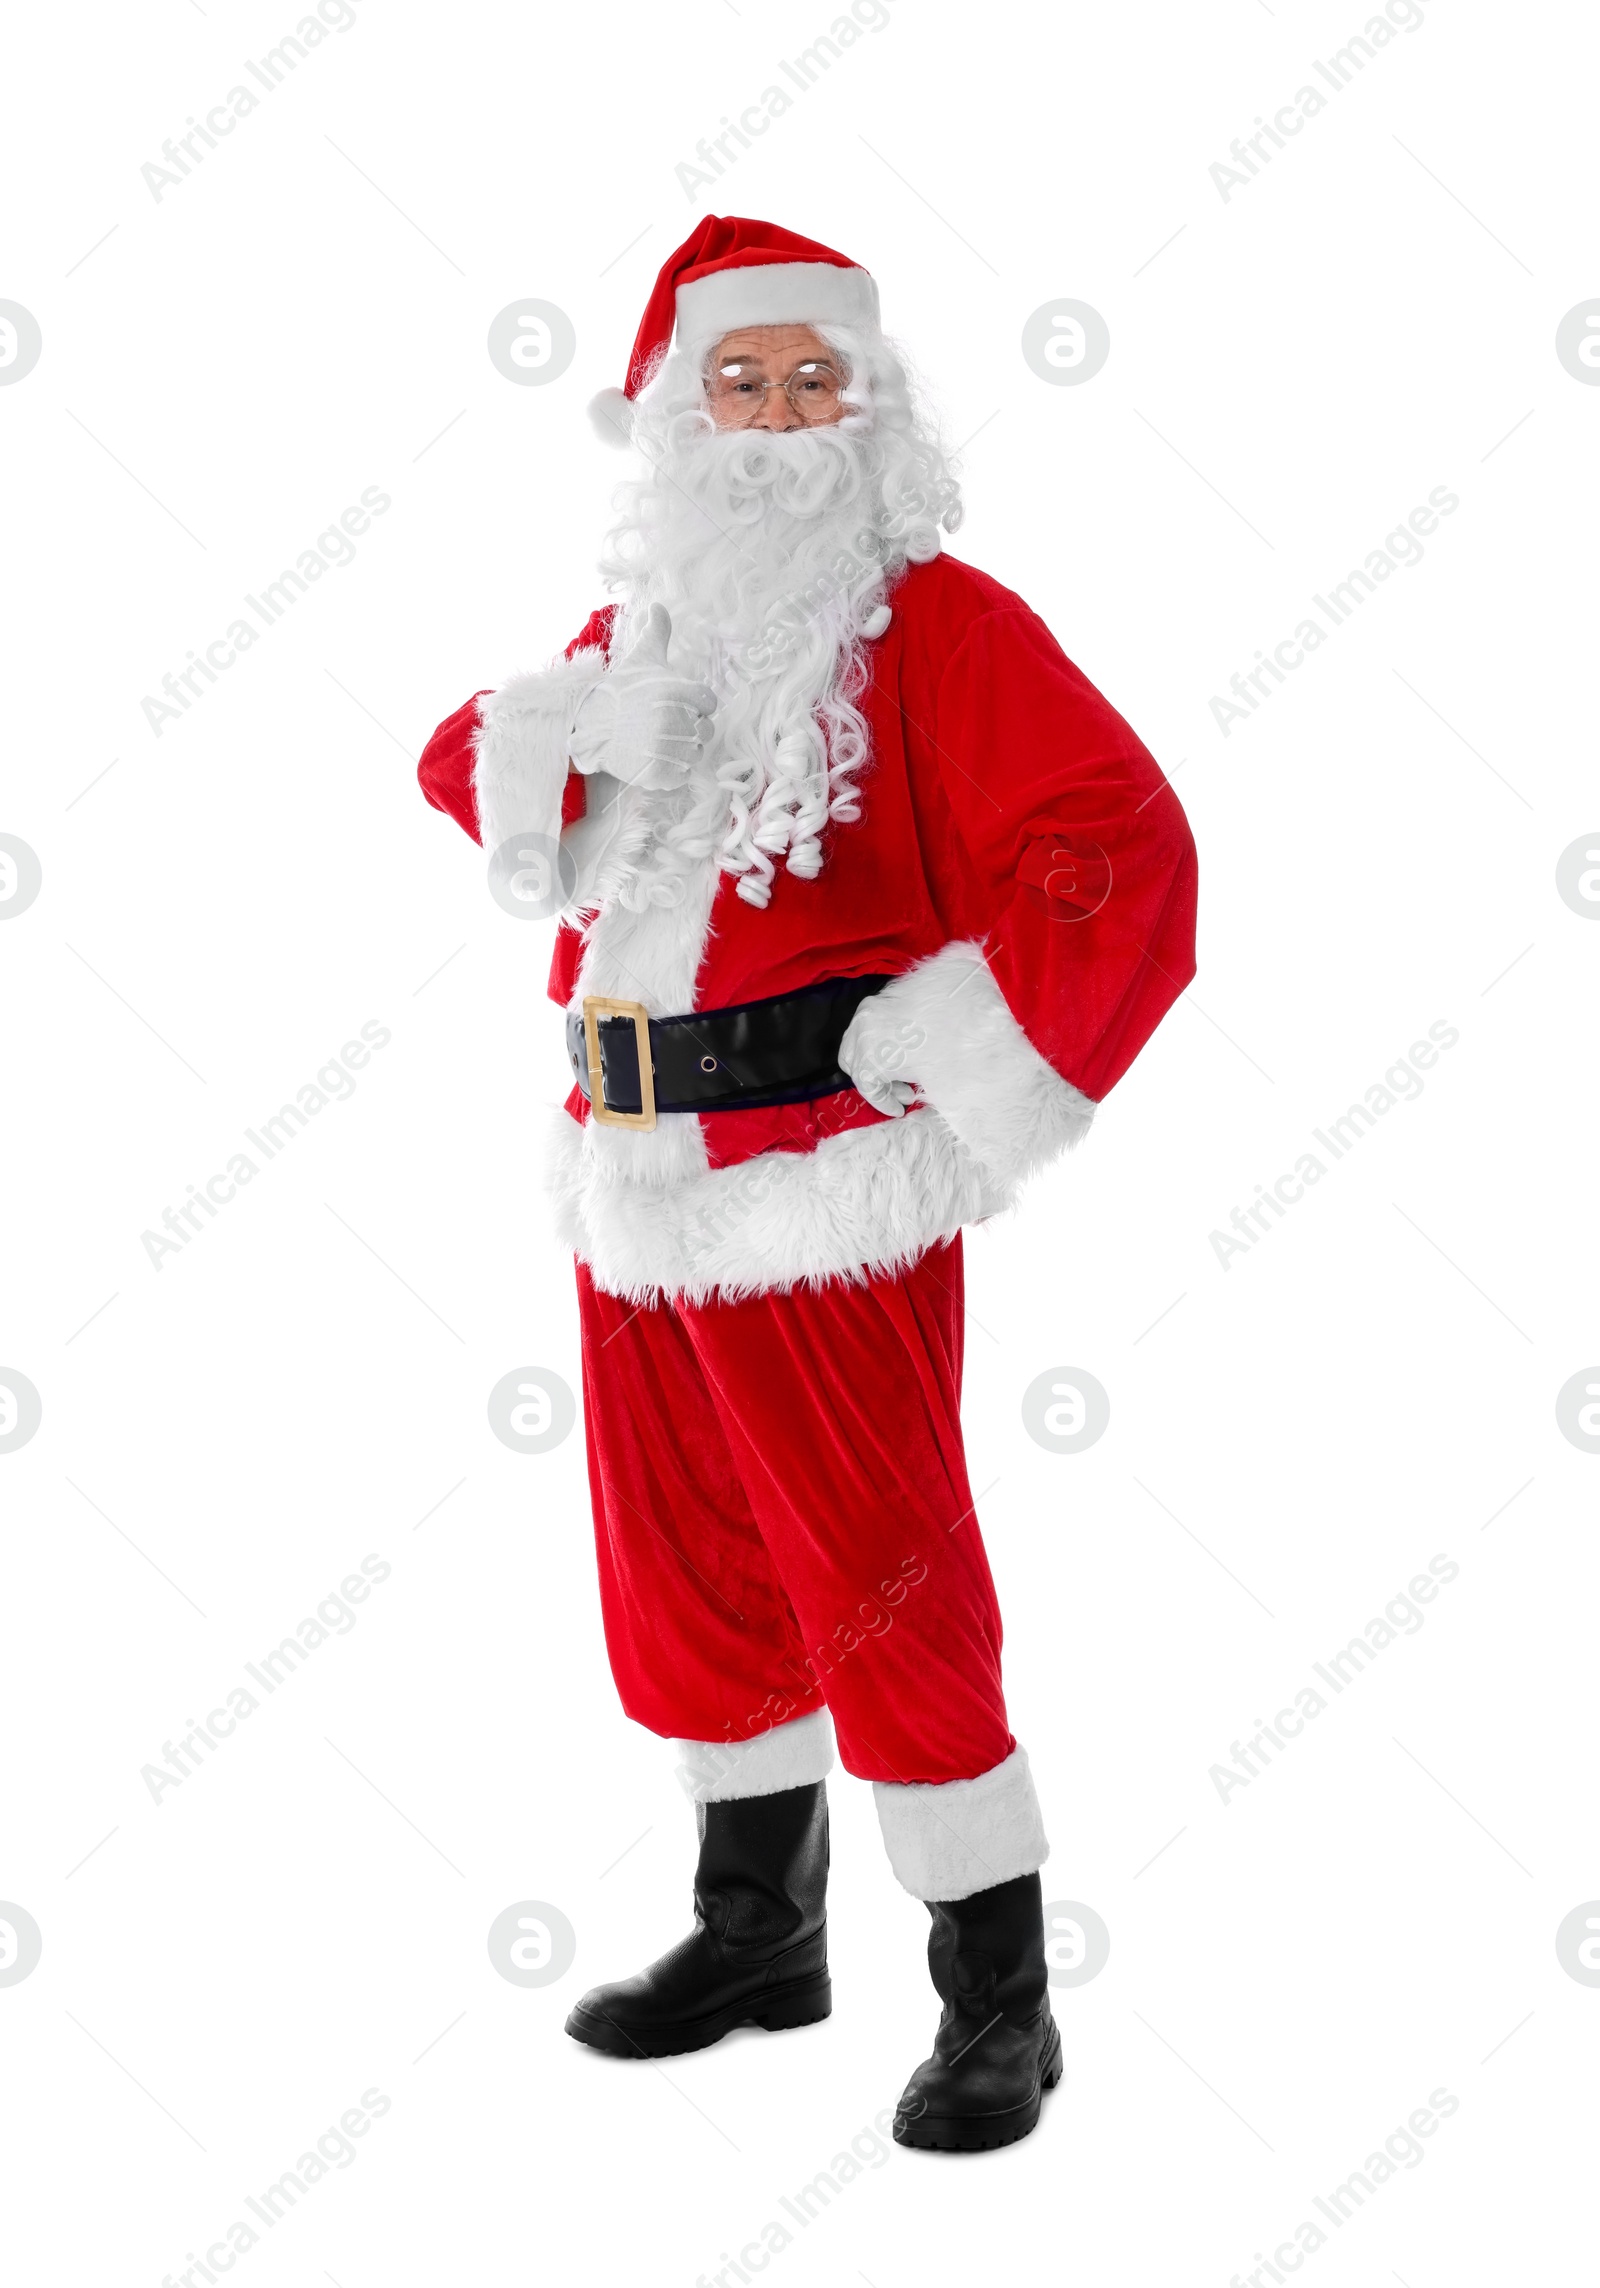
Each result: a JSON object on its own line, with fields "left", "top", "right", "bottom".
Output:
{"left": 873, "top": 1746, "right": 1049, "bottom": 1902}
{"left": 676, "top": 260, "right": 880, "bottom": 347}
{"left": 675, "top": 1708, "right": 836, "bottom": 1803}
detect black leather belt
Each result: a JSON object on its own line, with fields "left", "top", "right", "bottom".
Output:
{"left": 566, "top": 975, "right": 891, "bottom": 1131}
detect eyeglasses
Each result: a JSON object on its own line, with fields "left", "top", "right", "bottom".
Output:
{"left": 708, "top": 359, "right": 846, "bottom": 425}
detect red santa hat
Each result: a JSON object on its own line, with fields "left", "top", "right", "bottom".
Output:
{"left": 588, "top": 215, "right": 880, "bottom": 447}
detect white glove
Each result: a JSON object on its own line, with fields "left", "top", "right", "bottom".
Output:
{"left": 570, "top": 604, "right": 717, "bottom": 789}
{"left": 838, "top": 996, "right": 925, "bottom": 1119}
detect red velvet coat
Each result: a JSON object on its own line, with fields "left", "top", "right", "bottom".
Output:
{"left": 419, "top": 553, "right": 1197, "bottom": 1198}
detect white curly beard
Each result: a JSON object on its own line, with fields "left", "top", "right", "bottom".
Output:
{"left": 591, "top": 418, "right": 942, "bottom": 915}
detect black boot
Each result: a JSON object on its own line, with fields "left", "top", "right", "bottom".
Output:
{"left": 565, "top": 1781, "right": 831, "bottom": 2060}
{"left": 893, "top": 1871, "right": 1062, "bottom": 2151}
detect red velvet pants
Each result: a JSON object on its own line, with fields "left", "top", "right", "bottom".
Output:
{"left": 576, "top": 1239, "right": 1015, "bottom": 1786}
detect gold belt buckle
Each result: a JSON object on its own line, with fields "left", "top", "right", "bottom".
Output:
{"left": 581, "top": 996, "right": 656, "bottom": 1131}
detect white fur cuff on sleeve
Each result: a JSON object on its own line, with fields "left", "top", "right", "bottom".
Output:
{"left": 471, "top": 649, "right": 607, "bottom": 857}
{"left": 870, "top": 941, "right": 1095, "bottom": 1203}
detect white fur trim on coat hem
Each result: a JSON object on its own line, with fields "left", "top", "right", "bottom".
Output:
{"left": 675, "top": 1709, "right": 836, "bottom": 1803}
{"left": 546, "top": 1098, "right": 1001, "bottom": 1307}
{"left": 545, "top": 935, "right": 1094, "bottom": 1306}
{"left": 860, "top": 941, "right": 1095, "bottom": 1196}
{"left": 873, "top": 1746, "right": 1049, "bottom": 1902}
{"left": 471, "top": 650, "right": 606, "bottom": 857}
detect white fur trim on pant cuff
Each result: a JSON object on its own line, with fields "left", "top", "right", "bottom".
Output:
{"left": 873, "top": 1746, "right": 1049, "bottom": 1902}
{"left": 865, "top": 942, "right": 1095, "bottom": 1197}
{"left": 471, "top": 650, "right": 606, "bottom": 857}
{"left": 675, "top": 1709, "right": 836, "bottom": 1803}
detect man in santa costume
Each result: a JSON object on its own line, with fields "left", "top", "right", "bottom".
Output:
{"left": 418, "top": 217, "right": 1197, "bottom": 2152}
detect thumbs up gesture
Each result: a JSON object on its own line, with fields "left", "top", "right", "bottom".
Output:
{"left": 571, "top": 605, "right": 718, "bottom": 789}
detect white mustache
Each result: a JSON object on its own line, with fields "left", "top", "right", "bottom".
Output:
{"left": 673, "top": 425, "right": 867, "bottom": 524}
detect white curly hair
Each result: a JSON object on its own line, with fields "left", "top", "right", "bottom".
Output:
{"left": 593, "top": 320, "right": 963, "bottom": 912}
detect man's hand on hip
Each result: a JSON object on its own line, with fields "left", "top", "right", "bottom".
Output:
{"left": 838, "top": 996, "right": 924, "bottom": 1118}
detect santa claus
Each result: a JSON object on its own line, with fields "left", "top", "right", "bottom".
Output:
{"left": 418, "top": 216, "right": 1197, "bottom": 2152}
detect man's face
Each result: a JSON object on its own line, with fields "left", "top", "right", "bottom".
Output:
{"left": 705, "top": 325, "right": 848, "bottom": 431}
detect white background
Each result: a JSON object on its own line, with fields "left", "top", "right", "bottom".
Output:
{"left": 2, "top": 0, "right": 1597, "bottom": 2281}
